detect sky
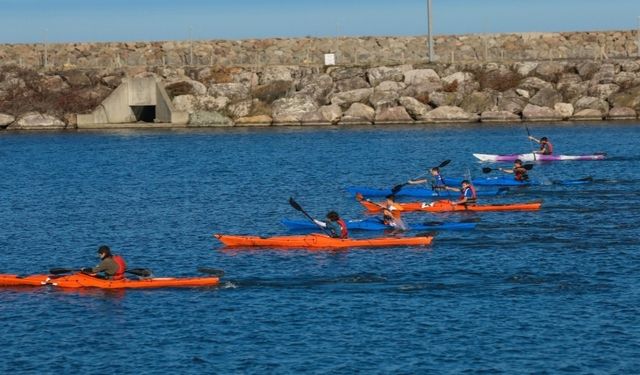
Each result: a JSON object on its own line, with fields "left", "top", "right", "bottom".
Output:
{"left": 0, "top": 0, "right": 639, "bottom": 44}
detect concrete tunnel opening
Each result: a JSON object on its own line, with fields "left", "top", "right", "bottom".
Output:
{"left": 131, "top": 105, "right": 156, "bottom": 122}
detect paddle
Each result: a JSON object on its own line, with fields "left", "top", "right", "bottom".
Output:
{"left": 288, "top": 197, "right": 333, "bottom": 236}
{"left": 482, "top": 164, "right": 533, "bottom": 174}
{"left": 196, "top": 267, "right": 225, "bottom": 277}
{"left": 355, "top": 193, "right": 387, "bottom": 210}
{"left": 525, "top": 125, "right": 537, "bottom": 161}
{"left": 49, "top": 267, "right": 153, "bottom": 277}
{"left": 391, "top": 159, "right": 451, "bottom": 195}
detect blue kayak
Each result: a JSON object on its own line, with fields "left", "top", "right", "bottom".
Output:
{"left": 346, "top": 186, "right": 509, "bottom": 198}
{"left": 443, "top": 176, "right": 593, "bottom": 187}
{"left": 281, "top": 218, "right": 477, "bottom": 231}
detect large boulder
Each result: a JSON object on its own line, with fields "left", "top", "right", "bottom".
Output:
{"left": 61, "top": 70, "right": 92, "bottom": 87}
{"left": 404, "top": 69, "right": 440, "bottom": 86}
{"left": 374, "top": 106, "right": 413, "bottom": 124}
{"left": 497, "top": 90, "right": 529, "bottom": 114}
{"left": 609, "top": 86, "right": 640, "bottom": 111}
{"left": 529, "top": 87, "right": 562, "bottom": 108}
{"left": 197, "top": 96, "right": 230, "bottom": 111}
{"left": 534, "top": 62, "right": 565, "bottom": 81}
{"left": 480, "top": 111, "right": 521, "bottom": 123}
{"left": 41, "top": 75, "right": 70, "bottom": 92}
{"left": 554, "top": 103, "right": 574, "bottom": 119}
{"left": 367, "top": 66, "right": 407, "bottom": 87}
{"left": 515, "top": 62, "right": 539, "bottom": 76}
{"left": 558, "top": 81, "right": 589, "bottom": 103}
{"left": 518, "top": 77, "right": 553, "bottom": 94}
{"left": 330, "top": 88, "right": 373, "bottom": 109}
{"left": 571, "top": 109, "right": 604, "bottom": 121}
{"left": 614, "top": 72, "right": 640, "bottom": 89}
{"left": 335, "top": 77, "right": 370, "bottom": 92}
{"left": 227, "top": 99, "right": 255, "bottom": 119}
{"left": 189, "top": 111, "right": 234, "bottom": 127}
{"left": 577, "top": 62, "right": 600, "bottom": 80}
{"left": 251, "top": 80, "right": 293, "bottom": 104}
{"left": 207, "top": 83, "right": 250, "bottom": 102}
{"left": 460, "top": 91, "right": 496, "bottom": 114}
{"left": 376, "top": 81, "right": 407, "bottom": 92}
{"left": 272, "top": 96, "right": 319, "bottom": 124}
{"left": 591, "top": 63, "right": 615, "bottom": 84}
{"left": 620, "top": 61, "right": 640, "bottom": 72}
{"left": 428, "top": 91, "right": 462, "bottom": 107}
{"left": 522, "top": 104, "right": 562, "bottom": 121}
{"left": 165, "top": 79, "right": 207, "bottom": 97}
{"left": 587, "top": 83, "right": 619, "bottom": 100}
{"left": 423, "top": 106, "right": 477, "bottom": 123}
{"left": 607, "top": 106, "right": 637, "bottom": 120}
{"left": 172, "top": 94, "right": 197, "bottom": 113}
{"left": 259, "top": 65, "right": 299, "bottom": 85}
{"left": 369, "top": 90, "right": 399, "bottom": 110}
{"left": 574, "top": 96, "right": 609, "bottom": 115}
{"left": 8, "top": 112, "right": 66, "bottom": 130}
{"left": 398, "top": 96, "right": 431, "bottom": 120}
{"left": 0, "top": 113, "right": 16, "bottom": 128}
{"left": 327, "top": 67, "right": 366, "bottom": 81}
{"left": 341, "top": 103, "right": 375, "bottom": 124}
{"left": 296, "top": 74, "right": 334, "bottom": 104}
{"left": 301, "top": 104, "right": 342, "bottom": 125}
{"left": 442, "top": 72, "right": 478, "bottom": 94}
{"left": 234, "top": 115, "right": 272, "bottom": 126}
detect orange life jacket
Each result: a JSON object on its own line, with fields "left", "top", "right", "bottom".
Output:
{"left": 337, "top": 219, "right": 349, "bottom": 239}
{"left": 112, "top": 255, "right": 127, "bottom": 280}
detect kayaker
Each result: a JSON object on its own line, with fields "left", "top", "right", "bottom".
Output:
{"left": 408, "top": 167, "right": 447, "bottom": 191}
{"left": 381, "top": 195, "right": 408, "bottom": 231}
{"left": 313, "top": 211, "right": 348, "bottom": 238}
{"left": 82, "top": 245, "right": 127, "bottom": 280}
{"left": 445, "top": 180, "right": 477, "bottom": 206}
{"left": 528, "top": 136, "right": 553, "bottom": 155}
{"left": 499, "top": 159, "right": 529, "bottom": 182}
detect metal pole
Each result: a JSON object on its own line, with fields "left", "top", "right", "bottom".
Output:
{"left": 637, "top": 16, "right": 640, "bottom": 58}
{"left": 427, "top": 0, "right": 434, "bottom": 62}
{"left": 43, "top": 29, "right": 48, "bottom": 68}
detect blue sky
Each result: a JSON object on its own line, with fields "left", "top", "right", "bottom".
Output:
{"left": 1, "top": 0, "right": 639, "bottom": 43}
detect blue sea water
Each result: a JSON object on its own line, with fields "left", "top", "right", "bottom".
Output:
{"left": 0, "top": 122, "right": 639, "bottom": 374}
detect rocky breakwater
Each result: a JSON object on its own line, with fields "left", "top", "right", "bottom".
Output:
{"left": 1, "top": 60, "right": 640, "bottom": 130}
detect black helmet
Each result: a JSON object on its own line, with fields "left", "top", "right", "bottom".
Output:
{"left": 326, "top": 211, "right": 340, "bottom": 221}
{"left": 97, "top": 245, "right": 112, "bottom": 257}
{"left": 541, "top": 137, "right": 548, "bottom": 142}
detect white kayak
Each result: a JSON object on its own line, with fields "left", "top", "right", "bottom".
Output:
{"left": 473, "top": 153, "right": 606, "bottom": 162}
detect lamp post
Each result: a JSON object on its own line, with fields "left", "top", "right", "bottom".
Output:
{"left": 427, "top": 0, "right": 434, "bottom": 62}
{"left": 637, "top": 16, "right": 640, "bottom": 58}
{"left": 43, "top": 28, "right": 48, "bottom": 68}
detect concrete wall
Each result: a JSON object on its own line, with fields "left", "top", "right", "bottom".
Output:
{"left": 1, "top": 30, "right": 639, "bottom": 69}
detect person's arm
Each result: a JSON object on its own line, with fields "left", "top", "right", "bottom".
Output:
{"left": 528, "top": 136, "right": 541, "bottom": 143}
{"left": 407, "top": 178, "right": 428, "bottom": 185}
{"left": 313, "top": 219, "right": 327, "bottom": 228}
{"left": 444, "top": 186, "right": 460, "bottom": 192}
{"left": 451, "top": 196, "right": 467, "bottom": 205}
{"left": 91, "top": 259, "right": 108, "bottom": 273}
{"left": 499, "top": 167, "right": 514, "bottom": 174}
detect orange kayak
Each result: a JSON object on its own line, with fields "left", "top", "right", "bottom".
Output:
{"left": 0, "top": 273, "right": 219, "bottom": 289}
{"left": 214, "top": 233, "right": 433, "bottom": 248}
{"left": 359, "top": 199, "right": 542, "bottom": 213}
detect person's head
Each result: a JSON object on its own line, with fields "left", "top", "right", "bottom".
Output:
{"left": 461, "top": 180, "right": 471, "bottom": 188}
{"left": 97, "top": 245, "right": 112, "bottom": 259}
{"left": 430, "top": 167, "right": 440, "bottom": 175}
{"left": 385, "top": 194, "right": 396, "bottom": 203}
{"left": 326, "top": 211, "right": 340, "bottom": 222}
{"left": 540, "top": 137, "right": 548, "bottom": 143}
{"left": 514, "top": 159, "right": 523, "bottom": 167}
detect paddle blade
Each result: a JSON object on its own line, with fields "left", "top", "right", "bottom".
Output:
{"left": 437, "top": 159, "right": 451, "bottom": 168}
{"left": 197, "top": 267, "right": 225, "bottom": 277}
{"left": 355, "top": 192, "right": 365, "bottom": 201}
{"left": 482, "top": 167, "right": 493, "bottom": 173}
{"left": 127, "top": 268, "right": 152, "bottom": 277}
{"left": 391, "top": 184, "right": 405, "bottom": 194}
{"left": 289, "top": 197, "right": 303, "bottom": 212}
{"left": 49, "top": 268, "right": 77, "bottom": 275}
{"left": 523, "top": 164, "right": 534, "bottom": 170}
